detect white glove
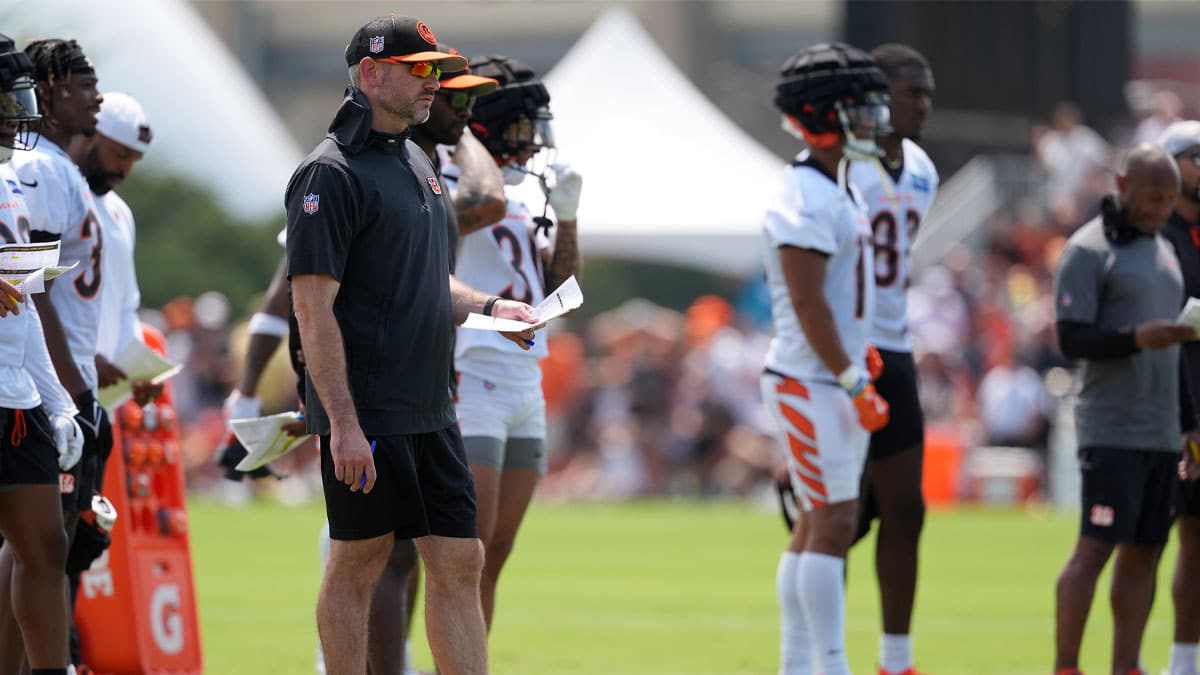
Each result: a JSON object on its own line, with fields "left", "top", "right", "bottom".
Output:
{"left": 52, "top": 414, "right": 83, "bottom": 471}
{"left": 223, "top": 390, "right": 263, "bottom": 431}
{"left": 547, "top": 164, "right": 582, "bottom": 221}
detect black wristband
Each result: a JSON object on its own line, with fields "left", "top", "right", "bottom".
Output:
{"left": 74, "top": 388, "right": 95, "bottom": 412}
{"left": 483, "top": 296, "right": 501, "bottom": 316}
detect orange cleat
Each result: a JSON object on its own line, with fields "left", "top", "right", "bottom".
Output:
{"left": 880, "top": 668, "right": 929, "bottom": 675}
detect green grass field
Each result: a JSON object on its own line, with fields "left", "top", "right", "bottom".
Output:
{"left": 188, "top": 498, "right": 1183, "bottom": 674}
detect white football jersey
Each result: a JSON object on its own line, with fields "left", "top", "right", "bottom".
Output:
{"left": 849, "top": 139, "right": 939, "bottom": 352}
{"left": 12, "top": 134, "right": 101, "bottom": 389}
{"left": 0, "top": 165, "right": 39, "bottom": 409}
{"left": 0, "top": 164, "right": 75, "bottom": 417}
{"left": 763, "top": 155, "right": 874, "bottom": 382}
{"left": 453, "top": 182, "right": 551, "bottom": 386}
{"left": 96, "top": 191, "right": 142, "bottom": 361}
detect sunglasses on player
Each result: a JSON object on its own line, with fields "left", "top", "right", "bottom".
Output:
{"left": 441, "top": 91, "right": 477, "bottom": 110}
{"left": 376, "top": 59, "right": 443, "bottom": 80}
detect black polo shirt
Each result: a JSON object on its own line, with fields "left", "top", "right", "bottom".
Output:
{"left": 286, "top": 87, "right": 455, "bottom": 436}
{"left": 1162, "top": 209, "right": 1200, "bottom": 432}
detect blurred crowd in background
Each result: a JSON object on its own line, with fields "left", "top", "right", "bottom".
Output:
{"left": 139, "top": 94, "right": 1184, "bottom": 508}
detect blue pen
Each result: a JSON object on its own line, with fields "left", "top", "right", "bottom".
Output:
{"left": 358, "top": 440, "right": 377, "bottom": 490}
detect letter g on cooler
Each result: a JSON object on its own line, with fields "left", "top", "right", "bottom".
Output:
{"left": 150, "top": 583, "right": 184, "bottom": 655}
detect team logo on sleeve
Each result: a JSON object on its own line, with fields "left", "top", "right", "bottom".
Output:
{"left": 1090, "top": 504, "right": 1114, "bottom": 527}
{"left": 912, "top": 175, "right": 931, "bottom": 193}
{"left": 427, "top": 177, "right": 442, "bottom": 195}
{"left": 369, "top": 36, "right": 385, "bottom": 54}
{"left": 303, "top": 193, "right": 319, "bottom": 215}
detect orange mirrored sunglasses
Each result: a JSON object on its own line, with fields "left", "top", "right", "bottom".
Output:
{"left": 373, "top": 59, "right": 442, "bottom": 80}
{"left": 407, "top": 61, "right": 442, "bottom": 79}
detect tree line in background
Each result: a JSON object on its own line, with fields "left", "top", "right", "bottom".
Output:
{"left": 120, "top": 174, "right": 284, "bottom": 316}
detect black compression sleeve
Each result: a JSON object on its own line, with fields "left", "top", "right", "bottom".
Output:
{"left": 1056, "top": 320, "right": 1140, "bottom": 361}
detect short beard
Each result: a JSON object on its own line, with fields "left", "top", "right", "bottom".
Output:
{"left": 86, "top": 172, "right": 116, "bottom": 196}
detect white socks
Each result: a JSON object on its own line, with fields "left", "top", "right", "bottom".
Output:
{"left": 777, "top": 552, "right": 812, "bottom": 674}
{"left": 880, "top": 633, "right": 913, "bottom": 673}
{"left": 798, "top": 552, "right": 850, "bottom": 675}
{"left": 1170, "top": 643, "right": 1199, "bottom": 675}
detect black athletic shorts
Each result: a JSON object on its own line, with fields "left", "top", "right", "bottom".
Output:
{"left": 0, "top": 406, "right": 59, "bottom": 488}
{"left": 867, "top": 349, "right": 924, "bottom": 460}
{"left": 1079, "top": 446, "right": 1176, "bottom": 546}
{"left": 64, "top": 396, "right": 113, "bottom": 513}
{"left": 320, "top": 425, "right": 477, "bottom": 541}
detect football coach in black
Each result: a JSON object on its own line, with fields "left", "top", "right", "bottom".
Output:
{"left": 285, "top": 15, "right": 537, "bottom": 675}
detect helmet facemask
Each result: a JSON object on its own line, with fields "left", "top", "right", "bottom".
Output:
{"left": 0, "top": 75, "right": 40, "bottom": 163}
{"left": 498, "top": 106, "right": 557, "bottom": 186}
{"left": 837, "top": 91, "right": 891, "bottom": 161}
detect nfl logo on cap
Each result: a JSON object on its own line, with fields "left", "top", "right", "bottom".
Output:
{"left": 303, "top": 193, "right": 320, "bottom": 215}
{"left": 369, "top": 35, "right": 385, "bottom": 54}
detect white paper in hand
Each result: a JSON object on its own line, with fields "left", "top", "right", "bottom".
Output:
{"left": 1179, "top": 297, "right": 1200, "bottom": 332}
{"left": 232, "top": 412, "right": 312, "bottom": 471}
{"left": 97, "top": 340, "right": 183, "bottom": 411}
{"left": 461, "top": 275, "right": 584, "bottom": 332}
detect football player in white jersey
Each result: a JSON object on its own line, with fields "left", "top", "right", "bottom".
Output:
{"left": 0, "top": 34, "right": 83, "bottom": 675}
{"left": 10, "top": 38, "right": 107, "bottom": 534}
{"left": 760, "top": 42, "right": 891, "bottom": 675}
{"left": 846, "top": 44, "right": 938, "bottom": 675}
{"left": 455, "top": 54, "right": 581, "bottom": 632}
{"left": 72, "top": 91, "right": 161, "bottom": 405}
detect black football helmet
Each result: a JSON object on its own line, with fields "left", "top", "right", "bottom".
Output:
{"left": 0, "top": 34, "right": 38, "bottom": 162}
{"left": 467, "top": 55, "right": 554, "bottom": 177}
{"left": 774, "top": 42, "right": 889, "bottom": 160}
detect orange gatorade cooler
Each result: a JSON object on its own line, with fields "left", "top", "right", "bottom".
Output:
{"left": 74, "top": 325, "right": 203, "bottom": 674}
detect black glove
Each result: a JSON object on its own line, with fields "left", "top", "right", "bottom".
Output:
{"left": 66, "top": 517, "right": 111, "bottom": 575}
{"left": 216, "top": 436, "right": 284, "bottom": 482}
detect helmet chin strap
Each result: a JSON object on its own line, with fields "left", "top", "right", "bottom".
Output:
{"left": 501, "top": 160, "right": 556, "bottom": 237}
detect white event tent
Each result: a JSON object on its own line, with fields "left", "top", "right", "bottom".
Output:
{"left": 540, "top": 8, "right": 785, "bottom": 277}
{"left": 0, "top": 0, "right": 304, "bottom": 221}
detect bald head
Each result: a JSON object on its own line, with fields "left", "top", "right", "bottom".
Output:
{"left": 1120, "top": 143, "right": 1179, "bottom": 183}
{"left": 1117, "top": 143, "right": 1180, "bottom": 233}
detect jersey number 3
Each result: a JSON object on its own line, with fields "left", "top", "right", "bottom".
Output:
{"left": 74, "top": 210, "right": 102, "bottom": 299}
{"left": 492, "top": 225, "right": 543, "bottom": 305}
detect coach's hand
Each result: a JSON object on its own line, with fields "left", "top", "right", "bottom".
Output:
{"left": 1182, "top": 431, "right": 1200, "bottom": 481}
{"left": 493, "top": 299, "right": 542, "bottom": 351}
{"left": 1135, "top": 320, "right": 1197, "bottom": 350}
{"left": 331, "top": 425, "right": 375, "bottom": 493}
{"left": 0, "top": 279, "right": 22, "bottom": 318}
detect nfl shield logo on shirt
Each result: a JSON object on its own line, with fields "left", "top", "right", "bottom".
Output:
{"left": 427, "top": 177, "right": 442, "bottom": 195}
{"left": 303, "top": 193, "right": 319, "bottom": 215}
{"left": 369, "top": 36, "right": 385, "bottom": 54}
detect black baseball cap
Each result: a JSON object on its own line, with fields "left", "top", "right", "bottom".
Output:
{"left": 345, "top": 15, "right": 468, "bottom": 71}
